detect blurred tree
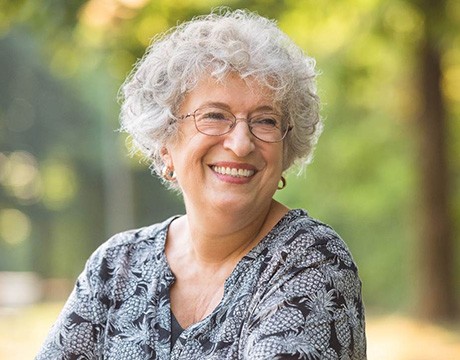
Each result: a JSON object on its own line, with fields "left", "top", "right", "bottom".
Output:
{"left": 0, "top": 29, "right": 107, "bottom": 276}
{"left": 410, "top": 0, "right": 457, "bottom": 321}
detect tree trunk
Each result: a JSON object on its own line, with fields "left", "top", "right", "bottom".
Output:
{"left": 416, "top": 1, "right": 456, "bottom": 320}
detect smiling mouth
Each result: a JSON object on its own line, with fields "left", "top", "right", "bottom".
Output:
{"left": 211, "top": 166, "right": 255, "bottom": 178}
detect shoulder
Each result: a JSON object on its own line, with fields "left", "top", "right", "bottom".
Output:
{"left": 253, "top": 209, "right": 363, "bottom": 305}
{"left": 257, "top": 209, "right": 364, "bottom": 307}
{"left": 85, "top": 215, "right": 178, "bottom": 273}
{"left": 245, "top": 210, "right": 366, "bottom": 358}
{"left": 268, "top": 209, "right": 356, "bottom": 270}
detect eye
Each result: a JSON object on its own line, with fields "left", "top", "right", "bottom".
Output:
{"left": 198, "top": 108, "right": 231, "bottom": 122}
{"left": 251, "top": 115, "right": 280, "bottom": 128}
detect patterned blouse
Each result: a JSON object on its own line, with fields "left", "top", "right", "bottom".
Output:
{"left": 36, "top": 209, "right": 366, "bottom": 359}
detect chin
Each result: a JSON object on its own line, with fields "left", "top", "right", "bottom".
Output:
{"left": 209, "top": 194, "right": 255, "bottom": 211}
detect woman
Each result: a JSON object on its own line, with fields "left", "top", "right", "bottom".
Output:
{"left": 37, "top": 8, "right": 366, "bottom": 359}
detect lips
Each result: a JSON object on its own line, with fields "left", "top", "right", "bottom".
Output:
{"left": 211, "top": 165, "right": 255, "bottom": 178}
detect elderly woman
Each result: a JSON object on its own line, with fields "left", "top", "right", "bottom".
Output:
{"left": 37, "top": 8, "right": 366, "bottom": 360}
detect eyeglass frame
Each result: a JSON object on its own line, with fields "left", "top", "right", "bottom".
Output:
{"left": 176, "top": 106, "right": 293, "bottom": 143}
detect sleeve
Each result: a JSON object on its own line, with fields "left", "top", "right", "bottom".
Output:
{"left": 35, "top": 251, "right": 109, "bottom": 360}
{"left": 242, "top": 230, "right": 367, "bottom": 360}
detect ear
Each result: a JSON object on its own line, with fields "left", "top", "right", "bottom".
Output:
{"left": 160, "top": 146, "right": 173, "bottom": 168}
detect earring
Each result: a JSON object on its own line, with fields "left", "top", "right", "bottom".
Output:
{"left": 162, "top": 165, "right": 176, "bottom": 181}
{"left": 277, "top": 176, "right": 286, "bottom": 190}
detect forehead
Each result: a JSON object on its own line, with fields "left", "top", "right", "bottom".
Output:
{"left": 179, "top": 73, "right": 278, "bottom": 113}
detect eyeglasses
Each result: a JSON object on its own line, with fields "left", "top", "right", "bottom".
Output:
{"left": 178, "top": 106, "right": 292, "bottom": 143}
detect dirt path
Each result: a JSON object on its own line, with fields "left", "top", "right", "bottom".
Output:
{"left": 367, "top": 314, "right": 460, "bottom": 359}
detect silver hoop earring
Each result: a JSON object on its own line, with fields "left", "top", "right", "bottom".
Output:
{"left": 277, "top": 176, "right": 286, "bottom": 190}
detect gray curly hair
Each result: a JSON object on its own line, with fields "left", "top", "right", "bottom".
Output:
{"left": 119, "top": 8, "right": 322, "bottom": 185}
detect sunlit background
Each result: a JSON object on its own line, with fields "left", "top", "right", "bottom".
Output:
{"left": 0, "top": 0, "right": 459, "bottom": 358}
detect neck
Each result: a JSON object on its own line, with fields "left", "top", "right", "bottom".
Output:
{"left": 168, "top": 199, "right": 288, "bottom": 267}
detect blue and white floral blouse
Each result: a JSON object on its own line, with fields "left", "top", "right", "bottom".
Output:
{"left": 36, "top": 209, "right": 366, "bottom": 359}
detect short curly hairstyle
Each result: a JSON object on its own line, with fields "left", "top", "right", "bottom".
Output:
{"left": 119, "top": 8, "right": 322, "bottom": 185}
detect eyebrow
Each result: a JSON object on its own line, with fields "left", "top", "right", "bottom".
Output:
{"left": 199, "top": 101, "right": 280, "bottom": 114}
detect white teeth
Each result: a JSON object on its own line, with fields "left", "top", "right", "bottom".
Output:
{"left": 212, "top": 166, "right": 255, "bottom": 178}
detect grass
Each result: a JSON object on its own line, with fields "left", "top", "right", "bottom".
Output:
{"left": 1, "top": 302, "right": 460, "bottom": 359}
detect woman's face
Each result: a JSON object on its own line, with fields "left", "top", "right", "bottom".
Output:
{"left": 162, "top": 73, "right": 284, "bottom": 214}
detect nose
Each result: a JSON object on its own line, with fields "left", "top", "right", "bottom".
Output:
{"left": 222, "top": 120, "right": 256, "bottom": 157}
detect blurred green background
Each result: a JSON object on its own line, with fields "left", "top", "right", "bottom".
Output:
{"left": 0, "top": 0, "right": 459, "bottom": 326}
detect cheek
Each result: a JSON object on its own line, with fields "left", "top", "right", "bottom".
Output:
{"left": 173, "top": 138, "right": 210, "bottom": 173}
{"left": 268, "top": 145, "right": 285, "bottom": 169}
